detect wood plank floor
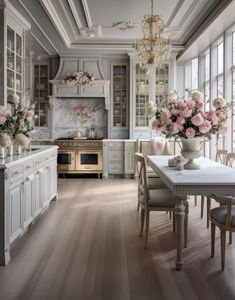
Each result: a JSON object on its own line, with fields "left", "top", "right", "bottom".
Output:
{"left": 0, "top": 178, "right": 235, "bottom": 300}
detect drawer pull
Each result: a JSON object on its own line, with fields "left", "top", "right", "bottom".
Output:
{"left": 14, "top": 171, "right": 19, "bottom": 176}
{"left": 26, "top": 166, "right": 31, "bottom": 170}
{"left": 36, "top": 161, "right": 41, "bottom": 164}
{"left": 44, "top": 157, "right": 49, "bottom": 161}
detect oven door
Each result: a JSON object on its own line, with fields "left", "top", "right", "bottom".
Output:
{"left": 76, "top": 150, "right": 102, "bottom": 171}
{"left": 57, "top": 150, "right": 75, "bottom": 171}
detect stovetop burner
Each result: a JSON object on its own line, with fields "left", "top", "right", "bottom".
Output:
{"left": 56, "top": 137, "right": 103, "bottom": 141}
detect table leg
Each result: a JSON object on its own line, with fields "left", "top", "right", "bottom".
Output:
{"left": 175, "top": 196, "right": 186, "bottom": 270}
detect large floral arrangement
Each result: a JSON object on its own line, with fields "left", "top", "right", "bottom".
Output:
{"left": 0, "top": 95, "right": 35, "bottom": 148}
{"left": 147, "top": 90, "right": 228, "bottom": 139}
{"left": 64, "top": 71, "right": 95, "bottom": 86}
{"left": 73, "top": 103, "right": 97, "bottom": 125}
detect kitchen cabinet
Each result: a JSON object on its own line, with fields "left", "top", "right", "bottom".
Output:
{"left": 129, "top": 55, "right": 176, "bottom": 139}
{"left": 103, "top": 139, "right": 136, "bottom": 178}
{"left": 4, "top": 2, "right": 31, "bottom": 107}
{"left": 111, "top": 63, "right": 129, "bottom": 139}
{"left": 0, "top": 146, "right": 58, "bottom": 266}
{"left": 33, "top": 62, "right": 50, "bottom": 127}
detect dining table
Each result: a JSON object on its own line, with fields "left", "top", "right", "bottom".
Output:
{"left": 147, "top": 155, "right": 235, "bottom": 270}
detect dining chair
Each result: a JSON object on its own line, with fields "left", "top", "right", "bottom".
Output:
{"left": 135, "top": 153, "right": 188, "bottom": 249}
{"left": 210, "top": 196, "right": 235, "bottom": 271}
{"left": 135, "top": 153, "right": 167, "bottom": 211}
{"left": 206, "top": 150, "right": 230, "bottom": 228}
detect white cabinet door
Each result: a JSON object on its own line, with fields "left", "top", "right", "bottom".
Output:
{"left": 124, "top": 142, "right": 135, "bottom": 174}
{"left": 23, "top": 175, "right": 34, "bottom": 229}
{"left": 42, "top": 165, "right": 50, "bottom": 208}
{"left": 9, "top": 181, "right": 23, "bottom": 243}
{"left": 34, "top": 170, "right": 42, "bottom": 217}
{"left": 49, "top": 159, "right": 57, "bottom": 199}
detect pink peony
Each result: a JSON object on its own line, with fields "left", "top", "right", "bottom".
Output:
{"left": 0, "top": 133, "right": 12, "bottom": 147}
{"left": 195, "top": 99, "right": 204, "bottom": 111}
{"left": 178, "top": 101, "right": 187, "bottom": 110}
{"left": 0, "top": 115, "right": 6, "bottom": 125}
{"left": 219, "top": 124, "right": 228, "bottom": 135}
{"left": 170, "top": 122, "right": 183, "bottom": 134}
{"left": 176, "top": 115, "right": 186, "bottom": 125}
{"left": 199, "top": 120, "right": 212, "bottom": 134}
{"left": 168, "top": 90, "right": 177, "bottom": 101}
{"left": 152, "top": 120, "right": 166, "bottom": 132}
{"left": 146, "top": 101, "right": 156, "bottom": 118}
{"left": 191, "top": 113, "right": 204, "bottom": 126}
{"left": 212, "top": 97, "right": 226, "bottom": 109}
{"left": 181, "top": 107, "right": 192, "bottom": 118}
{"left": 185, "top": 127, "right": 195, "bottom": 138}
{"left": 186, "top": 99, "right": 196, "bottom": 110}
{"left": 160, "top": 110, "right": 172, "bottom": 125}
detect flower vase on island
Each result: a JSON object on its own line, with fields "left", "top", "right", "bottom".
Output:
{"left": 146, "top": 90, "right": 229, "bottom": 170}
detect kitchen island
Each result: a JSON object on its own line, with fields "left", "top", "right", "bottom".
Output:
{"left": 0, "top": 145, "right": 58, "bottom": 266}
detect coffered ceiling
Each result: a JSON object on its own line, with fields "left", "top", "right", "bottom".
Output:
{"left": 11, "top": 0, "right": 232, "bottom": 56}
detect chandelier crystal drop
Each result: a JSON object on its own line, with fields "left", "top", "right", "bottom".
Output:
{"left": 133, "top": 0, "right": 171, "bottom": 70}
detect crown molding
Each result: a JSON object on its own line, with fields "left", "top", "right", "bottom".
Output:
{"left": 166, "top": 0, "right": 185, "bottom": 27}
{"left": 19, "top": 0, "right": 58, "bottom": 53}
{"left": 40, "top": 0, "right": 71, "bottom": 47}
{"left": 67, "top": 0, "right": 82, "bottom": 32}
{"left": 59, "top": 0, "right": 78, "bottom": 39}
{"left": 81, "top": 0, "right": 92, "bottom": 28}
{"left": 177, "top": 0, "right": 233, "bottom": 60}
{"left": 6, "top": 0, "right": 31, "bottom": 30}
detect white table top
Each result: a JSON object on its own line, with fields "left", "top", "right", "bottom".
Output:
{"left": 147, "top": 156, "right": 235, "bottom": 197}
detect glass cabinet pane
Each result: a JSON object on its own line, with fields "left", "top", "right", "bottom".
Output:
{"left": 7, "top": 69, "right": 14, "bottom": 89}
{"left": 34, "top": 64, "right": 49, "bottom": 127}
{"left": 7, "top": 27, "right": 14, "bottom": 51}
{"left": 155, "top": 64, "right": 169, "bottom": 108}
{"left": 16, "top": 34, "right": 22, "bottom": 56}
{"left": 16, "top": 74, "right": 22, "bottom": 91}
{"left": 16, "top": 56, "right": 22, "bottom": 74}
{"left": 7, "top": 49, "right": 14, "bottom": 70}
{"left": 135, "top": 63, "right": 149, "bottom": 127}
{"left": 112, "top": 64, "right": 128, "bottom": 128}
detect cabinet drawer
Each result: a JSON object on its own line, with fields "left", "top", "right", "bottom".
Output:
{"left": 109, "top": 142, "right": 123, "bottom": 149}
{"left": 109, "top": 150, "right": 123, "bottom": 161}
{"left": 10, "top": 165, "right": 23, "bottom": 180}
{"left": 109, "top": 162, "right": 123, "bottom": 173}
{"left": 24, "top": 161, "right": 34, "bottom": 173}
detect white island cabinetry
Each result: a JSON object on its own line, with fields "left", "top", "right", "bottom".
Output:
{"left": 0, "top": 146, "right": 58, "bottom": 266}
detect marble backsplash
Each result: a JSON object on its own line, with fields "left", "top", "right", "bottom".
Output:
{"left": 54, "top": 98, "right": 108, "bottom": 138}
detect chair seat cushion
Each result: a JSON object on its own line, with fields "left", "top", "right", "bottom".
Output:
{"left": 148, "top": 177, "right": 167, "bottom": 190}
{"left": 147, "top": 189, "right": 175, "bottom": 207}
{"left": 210, "top": 207, "right": 235, "bottom": 227}
{"left": 147, "top": 166, "right": 160, "bottom": 178}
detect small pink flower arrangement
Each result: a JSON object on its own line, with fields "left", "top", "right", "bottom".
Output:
{"left": 147, "top": 90, "right": 229, "bottom": 139}
{"left": 73, "top": 104, "right": 97, "bottom": 125}
{"left": 64, "top": 71, "right": 95, "bottom": 86}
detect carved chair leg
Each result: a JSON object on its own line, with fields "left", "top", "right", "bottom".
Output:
{"left": 221, "top": 230, "right": 226, "bottom": 271}
{"left": 144, "top": 211, "right": 150, "bottom": 249}
{"left": 140, "top": 208, "right": 145, "bottom": 237}
{"left": 229, "top": 231, "right": 232, "bottom": 245}
{"left": 211, "top": 222, "right": 215, "bottom": 257}
{"left": 201, "top": 196, "right": 205, "bottom": 219}
{"left": 194, "top": 195, "right": 197, "bottom": 206}
{"left": 207, "top": 197, "right": 211, "bottom": 228}
{"left": 173, "top": 211, "right": 176, "bottom": 233}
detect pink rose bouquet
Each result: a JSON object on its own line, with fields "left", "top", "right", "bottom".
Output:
{"left": 147, "top": 90, "right": 229, "bottom": 139}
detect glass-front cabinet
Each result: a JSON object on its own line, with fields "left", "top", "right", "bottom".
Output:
{"left": 129, "top": 56, "right": 173, "bottom": 139}
{"left": 155, "top": 64, "right": 169, "bottom": 107}
{"left": 6, "top": 26, "right": 23, "bottom": 105}
{"left": 135, "top": 63, "right": 149, "bottom": 127}
{"left": 33, "top": 63, "right": 50, "bottom": 127}
{"left": 111, "top": 63, "right": 129, "bottom": 139}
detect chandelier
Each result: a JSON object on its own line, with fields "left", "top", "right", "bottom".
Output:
{"left": 133, "top": 0, "right": 171, "bottom": 69}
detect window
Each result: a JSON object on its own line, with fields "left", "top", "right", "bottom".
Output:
{"left": 191, "top": 58, "right": 198, "bottom": 90}
{"left": 217, "top": 42, "right": 224, "bottom": 97}
{"left": 204, "top": 51, "right": 210, "bottom": 110}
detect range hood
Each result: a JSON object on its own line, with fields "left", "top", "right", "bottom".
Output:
{"left": 49, "top": 57, "right": 110, "bottom": 109}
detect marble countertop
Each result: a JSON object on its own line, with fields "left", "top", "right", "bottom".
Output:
{"left": 0, "top": 145, "right": 58, "bottom": 169}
